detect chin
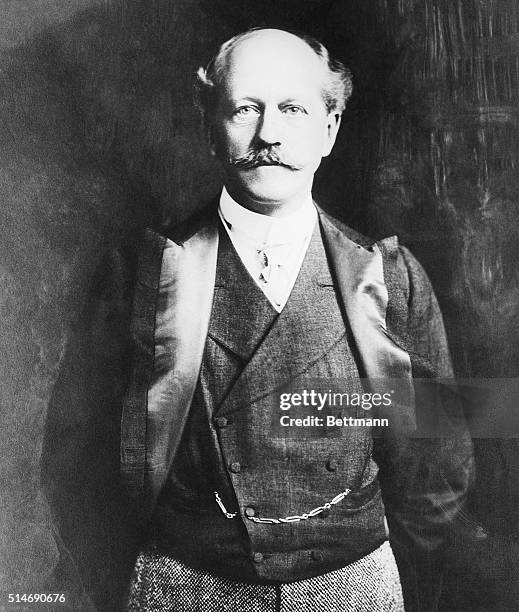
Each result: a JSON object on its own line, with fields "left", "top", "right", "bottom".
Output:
{"left": 241, "top": 173, "right": 307, "bottom": 205}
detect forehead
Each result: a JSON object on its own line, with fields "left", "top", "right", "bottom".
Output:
{"left": 220, "top": 30, "right": 326, "bottom": 103}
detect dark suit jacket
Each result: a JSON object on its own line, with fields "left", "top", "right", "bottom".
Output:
{"left": 42, "top": 203, "right": 473, "bottom": 611}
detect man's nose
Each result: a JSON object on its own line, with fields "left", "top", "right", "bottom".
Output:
{"left": 256, "top": 108, "right": 282, "bottom": 147}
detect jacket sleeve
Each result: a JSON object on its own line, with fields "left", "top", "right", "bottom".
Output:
{"left": 41, "top": 246, "right": 141, "bottom": 611}
{"left": 374, "top": 245, "right": 474, "bottom": 611}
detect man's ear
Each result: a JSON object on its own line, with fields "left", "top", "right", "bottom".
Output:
{"left": 322, "top": 112, "right": 342, "bottom": 157}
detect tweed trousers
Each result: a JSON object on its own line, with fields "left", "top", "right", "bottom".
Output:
{"left": 126, "top": 541, "right": 404, "bottom": 612}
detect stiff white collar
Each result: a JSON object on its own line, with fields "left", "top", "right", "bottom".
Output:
{"left": 218, "top": 187, "right": 317, "bottom": 312}
{"left": 218, "top": 187, "right": 316, "bottom": 249}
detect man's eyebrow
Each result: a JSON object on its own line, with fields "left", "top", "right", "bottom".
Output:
{"left": 226, "top": 96, "right": 263, "bottom": 106}
{"left": 226, "top": 94, "right": 314, "bottom": 106}
{"left": 279, "top": 97, "right": 310, "bottom": 104}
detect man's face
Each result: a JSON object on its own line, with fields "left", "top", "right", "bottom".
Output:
{"left": 211, "top": 30, "right": 341, "bottom": 215}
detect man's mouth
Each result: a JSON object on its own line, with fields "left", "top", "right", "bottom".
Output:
{"left": 253, "top": 161, "right": 287, "bottom": 168}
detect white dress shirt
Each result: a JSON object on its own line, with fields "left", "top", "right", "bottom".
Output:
{"left": 218, "top": 188, "right": 317, "bottom": 312}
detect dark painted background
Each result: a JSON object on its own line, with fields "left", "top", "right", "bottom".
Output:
{"left": 1, "top": 1, "right": 518, "bottom": 610}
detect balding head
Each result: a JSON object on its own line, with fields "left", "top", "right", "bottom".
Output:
{"left": 197, "top": 28, "right": 352, "bottom": 124}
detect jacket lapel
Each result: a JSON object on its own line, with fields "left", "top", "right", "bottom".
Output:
{"left": 120, "top": 207, "right": 219, "bottom": 514}
{"left": 318, "top": 207, "right": 415, "bottom": 430}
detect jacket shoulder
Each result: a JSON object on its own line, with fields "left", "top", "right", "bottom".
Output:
{"left": 316, "top": 205, "right": 377, "bottom": 248}
{"left": 92, "top": 203, "right": 219, "bottom": 315}
{"left": 316, "top": 205, "right": 431, "bottom": 303}
{"left": 162, "top": 202, "right": 219, "bottom": 245}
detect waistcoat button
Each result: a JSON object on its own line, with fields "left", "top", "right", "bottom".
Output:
{"left": 326, "top": 459, "right": 338, "bottom": 471}
{"left": 229, "top": 462, "right": 241, "bottom": 473}
{"left": 474, "top": 525, "right": 488, "bottom": 540}
{"left": 252, "top": 552, "right": 264, "bottom": 563}
{"left": 244, "top": 506, "right": 256, "bottom": 518}
{"left": 311, "top": 550, "right": 324, "bottom": 562}
{"left": 215, "top": 417, "right": 228, "bottom": 429}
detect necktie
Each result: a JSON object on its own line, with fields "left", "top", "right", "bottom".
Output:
{"left": 257, "top": 245, "right": 291, "bottom": 307}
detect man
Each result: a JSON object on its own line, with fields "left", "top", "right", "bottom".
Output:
{"left": 119, "top": 28, "right": 473, "bottom": 611}
{"left": 43, "top": 27, "right": 472, "bottom": 612}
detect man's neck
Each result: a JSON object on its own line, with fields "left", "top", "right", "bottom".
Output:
{"left": 219, "top": 187, "right": 316, "bottom": 249}
{"left": 223, "top": 185, "right": 313, "bottom": 218}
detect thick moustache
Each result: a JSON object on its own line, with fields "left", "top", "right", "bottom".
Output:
{"left": 230, "top": 148, "right": 302, "bottom": 171}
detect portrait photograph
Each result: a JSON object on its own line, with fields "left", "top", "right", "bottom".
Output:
{"left": 1, "top": 1, "right": 518, "bottom": 611}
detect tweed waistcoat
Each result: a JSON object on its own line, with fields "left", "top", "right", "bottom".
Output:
{"left": 151, "top": 220, "right": 387, "bottom": 583}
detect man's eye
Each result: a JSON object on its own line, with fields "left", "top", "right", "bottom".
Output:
{"left": 283, "top": 105, "right": 306, "bottom": 115}
{"left": 233, "top": 106, "right": 259, "bottom": 119}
